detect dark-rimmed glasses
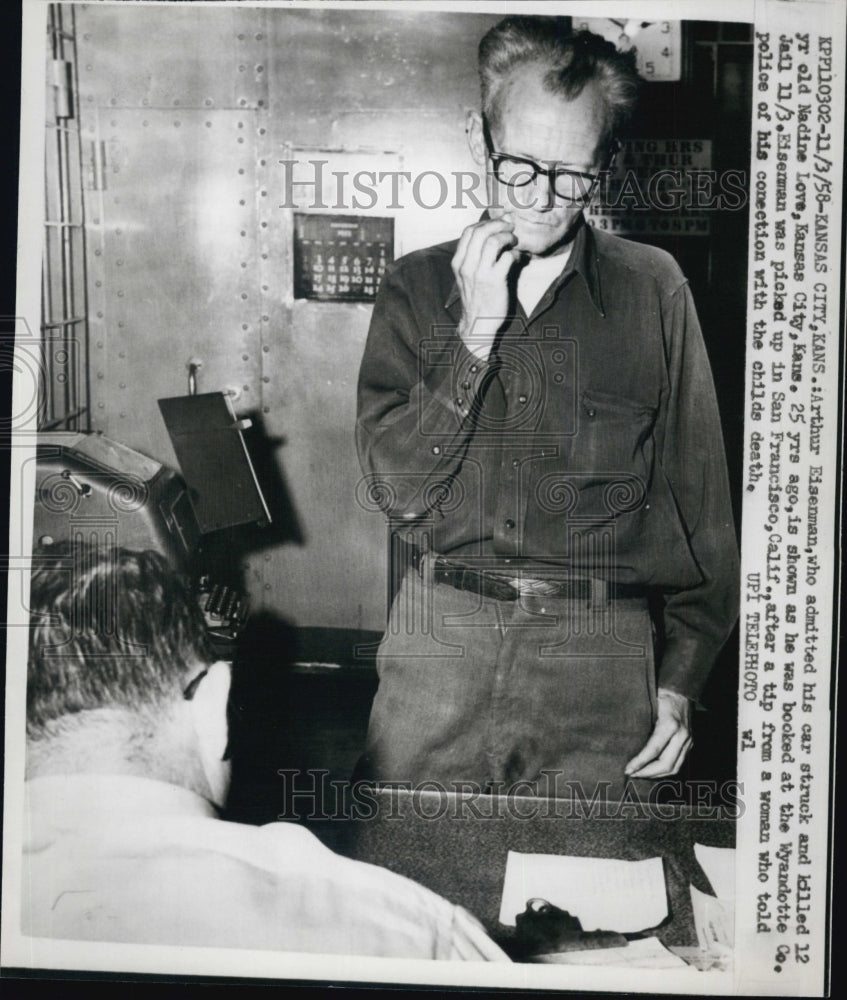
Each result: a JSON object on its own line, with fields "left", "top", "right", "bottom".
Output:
{"left": 482, "top": 114, "right": 617, "bottom": 205}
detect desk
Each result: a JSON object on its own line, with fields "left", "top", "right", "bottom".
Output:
{"left": 348, "top": 788, "right": 735, "bottom": 953}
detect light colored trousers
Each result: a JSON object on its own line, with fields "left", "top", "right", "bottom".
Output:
{"left": 357, "top": 561, "right": 659, "bottom": 801}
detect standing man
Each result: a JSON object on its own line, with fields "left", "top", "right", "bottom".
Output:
{"left": 355, "top": 17, "right": 739, "bottom": 799}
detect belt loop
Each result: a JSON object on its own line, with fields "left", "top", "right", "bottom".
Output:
{"left": 589, "top": 577, "right": 609, "bottom": 612}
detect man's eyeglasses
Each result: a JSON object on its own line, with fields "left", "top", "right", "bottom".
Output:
{"left": 482, "top": 115, "right": 617, "bottom": 205}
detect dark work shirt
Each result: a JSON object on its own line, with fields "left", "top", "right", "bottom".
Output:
{"left": 356, "top": 217, "right": 740, "bottom": 700}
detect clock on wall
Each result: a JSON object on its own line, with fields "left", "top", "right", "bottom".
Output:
{"left": 575, "top": 17, "right": 683, "bottom": 81}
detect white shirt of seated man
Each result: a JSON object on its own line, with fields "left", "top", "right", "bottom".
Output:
{"left": 23, "top": 658, "right": 506, "bottom": 962}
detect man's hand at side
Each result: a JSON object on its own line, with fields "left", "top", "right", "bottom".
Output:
{"left": 624, "top": 688, "right": 693, "bottom": 779}
{"left": 452, "top": 215, "right": 518, "bottom": 361}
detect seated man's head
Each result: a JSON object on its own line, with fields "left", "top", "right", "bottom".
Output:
{"left": 468, "top": 16, "right": 640, "bottom": 255}
{"left": 26, "top": 542, "right": 232, "bottom": 807}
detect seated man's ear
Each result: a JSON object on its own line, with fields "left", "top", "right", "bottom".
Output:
{"left": 187, "top": 660, "right": 232, "bottom": 805}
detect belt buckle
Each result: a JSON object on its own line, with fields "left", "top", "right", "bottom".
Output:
{"left": 588, "top": 578, "right": 609, "bottom": 611}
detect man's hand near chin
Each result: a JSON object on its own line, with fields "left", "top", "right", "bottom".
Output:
{"left": 624, "top": 688, "right": 693, "bottom": 779}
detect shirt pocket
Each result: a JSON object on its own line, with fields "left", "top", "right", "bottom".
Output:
{"left": 573, "top": 389, "right": 657, "bottom": 475}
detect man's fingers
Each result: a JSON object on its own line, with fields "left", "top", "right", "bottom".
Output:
{"left": 477, "top": 230, "right": 518, "bottom": 270}
{"left": 627, "top": 728, "right": 692, "bottom": 779}
{"left": 624, "top": 719, "right": 675, "bottom": 775}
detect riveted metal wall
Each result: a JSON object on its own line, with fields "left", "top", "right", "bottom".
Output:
{"left": 72, "top": 4, "right": 501, "bottom": 631}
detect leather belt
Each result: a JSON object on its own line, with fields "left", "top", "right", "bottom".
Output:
{"left": 430, "top": 556, "right": 646, "bottom": 604}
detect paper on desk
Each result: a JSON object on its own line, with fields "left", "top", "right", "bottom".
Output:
{"left": 532, "top": 936, "right": 687, "bottom": 968}
{"left": 693, "top": 843, "right": 735, "bottom": 900}
{"left": 498, "top": 851, "right": 667, "bottom": 932}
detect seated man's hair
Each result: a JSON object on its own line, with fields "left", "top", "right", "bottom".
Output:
{"left": 479, "top": 16, "right": 641, "bottom": 141}
{"left": 27, "top": 542, "right": 213, "bottom": 738}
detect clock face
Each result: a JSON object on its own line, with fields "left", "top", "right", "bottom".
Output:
{"left": 576, "top": 18, "right": 683, "bottom": 81}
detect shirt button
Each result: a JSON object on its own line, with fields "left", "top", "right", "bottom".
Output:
{"left": 455, "top": 397, "right": 464, "bottom": 407}
{"left": 432, "top": 445, "right": 441, "bottom": 455}
{"left": 512, "top": 458, "right": 520, "bottom": 468}
{"left": 505, "top": 518, "right": 516, "bottom": 530}
{"left": 470, "top": 364, "right": 478, "bottom": 374}
{"left": 587, "top": 408, "right": 596, "bottom": 417}
{"left": 518, "top": 394, "right": 528, "bottom": 404}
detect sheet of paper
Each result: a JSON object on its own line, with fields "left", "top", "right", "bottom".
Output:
{"left": 532, "top": 936, "right": 687, "bottom": 969}
{"left": 690, "top": 885, "right": 735, "bottom": 955}
{"left": 693, "top": 843, "right": 735, "bottom": 900}
{"left": 498, "top": 851, "right": 667, "bottom": 932}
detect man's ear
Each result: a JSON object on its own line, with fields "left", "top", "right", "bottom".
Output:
{"left": 187, "top": 661, "right": 232, "bottom": 767}
{"left": 466, "top": 109, "right": 487, "bottom": 166}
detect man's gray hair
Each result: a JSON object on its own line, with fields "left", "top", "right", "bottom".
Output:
{"left": 479, "top": 17, "right": 641, "bottom": 141}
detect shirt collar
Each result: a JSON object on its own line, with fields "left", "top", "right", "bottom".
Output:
{"left": 444, "top": 213, "right": 605, "bottom": 319}
{"left": 24, "top": 772, "right": 219, "bottom": 828}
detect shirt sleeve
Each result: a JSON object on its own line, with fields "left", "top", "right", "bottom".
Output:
{"left": 356, "top": 261, "right": 494, "bottom": 520}
{"left": 447, "top": 905, "right": 512, "bottom": 962}
{"left": 655, "top": 280, "right": 740, "bottom": 702}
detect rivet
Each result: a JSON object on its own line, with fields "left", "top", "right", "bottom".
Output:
{"left": 239, "top": 99, "right": 247, "bottom": 107}
{"left": 116, "top": 259, "right": 123, "bottom": 266}
{"left": 259, "top": 128, "right": 266, "bottom": 135}
{"left": 255, "top": 33, "right": 263, "bottom": 40}
{"left": 432, "top": 445, "right": 441, "bottom": 455}
{"left": 241, "top": 262, "right": 247, "bottom": 268}
{"left": 173, "top": 99, "right": 180, "bottom": 106}
{"left": 262, "top": 376, "right": 269, "bottom": 383}
{"left": 95, "top": 280, "right": 102, "bottom": 287}
{"left": 97, "top": 372, "right": 104, "bottom": 379}
{"left": 264, "top": 583, "right": 271, "bottom": 591}
{"left": 238, "top": 122, "right": 244, "bottom": 128}
{"left": 118, "top": 322, "right": 124, "bottom": 329}
{"left": 257, "top": 100, "right": 264, "bottom": 108}
{"left": 239, "top": 199, "right": 246, "bottom": 206}
{"left": 204, "top": 99, "right": 212, "bottom": 106}
{"left": 142, "top": 98, "right": 149, "bottom": 106}
{"left": 238, "top": 33, "right": 245, "bottom": 40}
{"left": 263, "top": 345, "right": 270, "bottom": 353}
{"left": 142, "top": 120, "right": 149, "bottom": 127}
{"left": 117, "top": 291, "right": 124, "bottom": 298}
{"left": 96, "top": 341, "right": 103, "bottom": 348}
{"left": 120, "top": 412, "right": 126, "bottom": 418}
{"left": 238, "top": 168, "right": 245, "bottom": 174}
{"left": 263, "top": 406, "right": 270, "bottom": 414}
{"left": 260, "top": 190, "right": 267, "bottom": 197}
{"left": 238, "top": 137, "right": 244, "bottom": 143}
{"left": 206, "top": 121, "right": 212, "bottom": 128}
{"left": 262, "top": 315, "right": 269, "bottom": 322}
{"left": 240, "top": 230, "right": 247, "bottom": 236}
{"left": 242, "top": 323, "right": 248, "bottom": 329}
{"left": 119, "top": 382, "right": 126, "bottom": 388}
{"left": 239, "top": 65, "right": 246, "bottom": 73}
{"left": 243, "top": 385, "right": 250, "bottom": 392}
{"left": 260, "top": 222, "right": 268, "bottom": 229}
{"left": 94, "top": 249, "right": 101, "bottom": 256}
{"left": 86, "top": 65, "right": 92, "bottom": 71}
{"left": 256, "top": 65, "right": 264, "bottom": 73}
{"left": 97, "top": 311, "right": 103, "bottom": 318}
{"left": 174, "top": 120, "right": 181, "bottom": 127}
{"left": 98, "top": 402, "right": 104, "bottom": 408}
{"left": 259, "top": 159, "right": 266, "bottom": 166}
{"left": 261, "top": 285, "right": 268, "bottom": 291}
{"left": 241, "top": 293, "right": 248, "bottom": 300}
{"left": 261, "top": 253, "right": 268, "bottom": 260}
